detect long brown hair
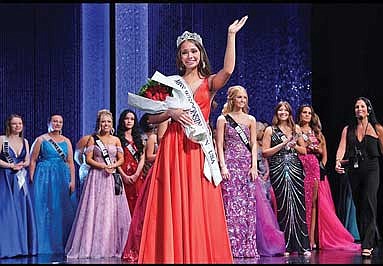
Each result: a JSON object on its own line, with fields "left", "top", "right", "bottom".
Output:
{"left": 176, "top": 39, "right": 211, "bottom": 78}
{"left": 271, "top": 101, "right": 295, "bottom": 130}
{"left": 297, "top": 104, "right": 324, "bottom": 144}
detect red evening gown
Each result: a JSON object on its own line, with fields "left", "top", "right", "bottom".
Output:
{"left": 138, "top": 78, "right": 233, "bottom": 263}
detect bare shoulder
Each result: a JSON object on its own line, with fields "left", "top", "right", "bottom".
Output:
{"left": 113, "top": 135, "right": 122, "bottom": 146}
{"left": 63, "top": 136, "right": 73, "bottom": 146}
{"left": 264, "top": 126, "right": 273, "bottom": 135}
{"left": 375, "top": 123, "right": 383, "bottom": 134}
{"left": 248, "top": 115, "right": 256, "bottom": 123}
{"left": 217, "top": 115, "right": 226, "bottom": 123}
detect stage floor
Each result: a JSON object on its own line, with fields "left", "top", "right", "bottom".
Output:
{"left": 1, "top": 241, "right": 382, "bottom": 264}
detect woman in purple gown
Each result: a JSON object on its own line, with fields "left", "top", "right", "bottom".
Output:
{"left": 65, "top": 109, "right": 131, "bottom": 259}
{"left": 216, "top": 85, "right": 285, "bottom": 258}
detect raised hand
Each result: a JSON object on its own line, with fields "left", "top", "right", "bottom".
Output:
{"left": 228, "top": 15, "right": 248, "bottom": 34}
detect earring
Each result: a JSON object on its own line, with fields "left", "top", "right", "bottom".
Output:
{"left": 97, "top": 127, "right": 101, "bottom": 135}
{"left": 111, "top": 128, "right": 115, "bottom": 135}
{"left": 202, "top": 61, "right": 206, "bottom": 69}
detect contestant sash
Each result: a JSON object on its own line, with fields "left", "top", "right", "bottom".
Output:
{"left": 224, "top": 114, "right": 252, "bottom": 152}
{"left": 151, "top": 71, "right": 222, "bottom": 186}
{"left": 125, "top": 142, "right": 139, "bottom": 162}
{"left": 2, "top": 136, "right": 27, "bottom": 193}
{"left": 44, "top": 134, "right": 66, "bottom": 161}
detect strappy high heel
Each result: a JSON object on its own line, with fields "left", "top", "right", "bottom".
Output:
{"left": 362, "top": 248, "right": 373, "bottom": 258}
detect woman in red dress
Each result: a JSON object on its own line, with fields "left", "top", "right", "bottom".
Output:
{"left": 138, "top": 16, "right": 248, "bottom": 263}
{"left": 116, "top": 109, "right": 145, "bottom": 215}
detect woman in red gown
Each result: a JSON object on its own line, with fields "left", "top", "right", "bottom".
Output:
{"left": 137, "top": 16, "right": 248, "bottom": 263}
{"left": 116, "top": 109, "right": 145, "bottom": 215}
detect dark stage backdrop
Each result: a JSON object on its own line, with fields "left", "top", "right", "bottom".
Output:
{"left": 311, "top": 4, "right": 383, "bottom": 235}
{"left": 0, "top": 4, "right": 82, "bottom": 144}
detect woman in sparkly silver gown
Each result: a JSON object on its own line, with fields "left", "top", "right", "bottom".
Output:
{"left": 262, "top": 101, "right": 310, "bottom": 256}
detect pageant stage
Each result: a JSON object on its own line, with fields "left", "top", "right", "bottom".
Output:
{"left": 1, "top": 241, "right": 382, "bottom": 264}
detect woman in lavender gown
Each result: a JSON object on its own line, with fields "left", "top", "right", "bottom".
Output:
{"left": 65, "top": 109, "right": 131, "bottom": 259}
{"left": 216, "top": 85, "right": 285, "bottom": 258}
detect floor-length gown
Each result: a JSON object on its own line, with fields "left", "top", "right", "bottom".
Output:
{"left": 221, "top": 123, "right": 285, "bottom": 257}
{"left": 268, "top": 127, "right": 310, "bottom": 253}
{"left": 336, "top": 172, "right": 360, "bottom": 241}
{"left": 65, "top": 144, "right": 131, "bottom": 259}
{"left": 33, "top": 140, "right": 76, "bottom": 254}
{"left": 138, "top": 78, "right": 233, "bottom": 263}
{"left": 121, "top": 141, "right": 141, "bottom": 215}
{"left": 299, "top": 131, "right": 360, "bottom": 251}
{"left": 0, "top": 141, "right": 37, "bottom": 258}
{"left": 317, "top": 176, "right": 361, "bottom": 250}
{"left": 122, "top": 167, "right": 153, "bottom": 262}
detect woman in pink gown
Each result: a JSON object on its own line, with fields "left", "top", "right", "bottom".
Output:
{"left": 297, "top": 105, "right": 360, "bottom": 251}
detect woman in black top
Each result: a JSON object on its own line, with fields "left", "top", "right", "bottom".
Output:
{"left": 335, "top": 97, "right": 383, "bottom": 258}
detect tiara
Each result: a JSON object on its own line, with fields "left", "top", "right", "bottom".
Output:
{"left": 176, "top": 31, "right": 203, "bottom": 47}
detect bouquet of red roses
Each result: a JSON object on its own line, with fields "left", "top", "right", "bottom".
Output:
{"left": 138, "top": 79, "right": 172, "bottom": 101}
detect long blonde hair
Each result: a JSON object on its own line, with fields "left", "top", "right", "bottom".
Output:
{"left": 221, "top": 85, "right": 249, "bottom": 115}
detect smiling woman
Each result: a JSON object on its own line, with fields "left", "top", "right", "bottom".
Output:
{"left": 135, "top": 16, "right": 248, "bottom": 264}
{"left": 262, "top": 101, "right": 311, "bottom": 257}
{"left": 0, "top": 114, "right": 37, "bottom": 258}
{"left": 335, "top": 97, "right": 383, "bottom": 258}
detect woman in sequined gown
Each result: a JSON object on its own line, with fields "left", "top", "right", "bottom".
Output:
{"left": 216, "top": 86, "right": 285, "bottom": 258}
{"left": 65, "top": 109, "right": 131, "bottom": 259}
{"left": 262, "top": 101, "right": 311, "bottom": 256}
{"left": 297, "top": 105, "right": 360, "bottom": 251}
{"left": 116, "top": 109, "right": 145, "bottom": 215}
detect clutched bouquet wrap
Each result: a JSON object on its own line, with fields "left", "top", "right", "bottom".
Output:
{"left": 128, "top": 71, "right": 207, "bottom": 143}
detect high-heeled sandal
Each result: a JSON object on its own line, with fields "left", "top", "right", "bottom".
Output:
{"left": 362, "top": 248, "right": 373, "bottom": 258}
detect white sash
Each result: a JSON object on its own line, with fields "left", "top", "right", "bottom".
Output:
{"left": 151, "top": 71, "right": 222, "bottom": 186}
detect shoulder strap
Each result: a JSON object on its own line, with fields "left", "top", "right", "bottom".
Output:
{"left": 93, "top": 135, "right": 113, "bottom": 166}
{"left": 44, "top": 134, "right": 66, "bottom": 161}
{"left": 224, "top": 114, "right": 252, "bottom": 152}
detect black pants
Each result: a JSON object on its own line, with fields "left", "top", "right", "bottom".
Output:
{"left": 349, "top": 157, "right": 380, "bottom": 249}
